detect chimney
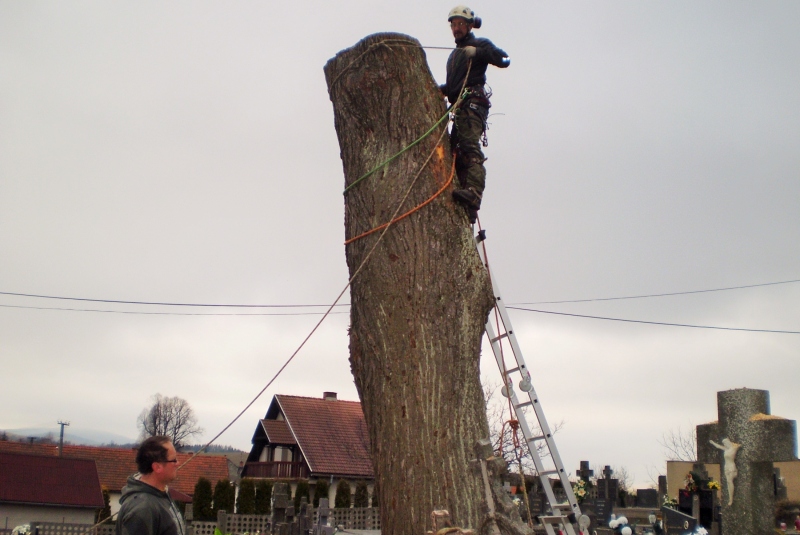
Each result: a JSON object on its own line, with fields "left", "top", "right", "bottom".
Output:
{"left": 323, "top": 392, "right": 337, "bottom": 401}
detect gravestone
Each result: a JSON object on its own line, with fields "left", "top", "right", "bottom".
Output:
{"left": 637, "top": 489, "right": 658, "bottom": 509}
{"left": 313, "top": 498, "right": 336, "bottom": 535}
{"left": 576, "top": 460, "right": 593, "bottom": 482}
{"left": 661, "top": 507, "right": 696, "bottom": 535}
{"left": 595, "top": 465, "right": 618, "bottom": 526}
{"left": 271, "top": 481, "right": 291, "bottom": 525}
{"left": 774, "top": 467, "right": 788, "bottom": 501}
{"left": 697, "top": 388, "right": 797, "bottom": 535}
{"left": 657, "top": 476, "right": 668, "bottom": 509}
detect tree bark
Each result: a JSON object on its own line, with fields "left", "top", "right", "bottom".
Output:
{"left": 325, "top": 33, "right": 496, "bottom": 535}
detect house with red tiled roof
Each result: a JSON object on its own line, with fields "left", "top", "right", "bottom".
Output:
{"left": 0, "top": 452, "right": 104, "bottom": 527}
{"left": 0, "top": 441, "right": 228, "bottom": 515}
{"left": 242, "top": 392, "right": 374, "bottom": 504}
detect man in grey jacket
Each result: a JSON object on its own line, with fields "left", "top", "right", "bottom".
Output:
{"left": 117, "top": 436, "right": 185, "bottom": 535}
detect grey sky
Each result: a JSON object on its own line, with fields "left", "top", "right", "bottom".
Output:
{"left": 2, "top": 2, "right": 798, "bottom": 488}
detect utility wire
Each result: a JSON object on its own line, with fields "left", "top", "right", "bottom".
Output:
{"left": 3, "top": 277, "right": 798, "bottom": 310}
{"left": 0, "top": 291, "right": 349, "bottom": 308}
{"left": 0, "top": 304, "right": 348, "bottom": 316}
{"left": 507, "top": 306, "right": 800, "bottom": 334}
{"left": 513, "top": 278, "right": 800, "bottom": 305}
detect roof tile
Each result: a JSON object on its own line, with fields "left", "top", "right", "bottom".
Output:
{"left": 0, "top": 441, "right": 229, "bottom": 495}
{"left": 260, "top": 420, "right": 296, "bottom": 445}
{"left": 276, "top": 395, "right": 373, "bottom": 478}
{"left": 0, "top": 452, "right": 104, "bottom": 508}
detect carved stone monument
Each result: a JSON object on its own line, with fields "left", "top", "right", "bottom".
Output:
{"left": 697, "top": 388, "right": 797, "bottom": 535}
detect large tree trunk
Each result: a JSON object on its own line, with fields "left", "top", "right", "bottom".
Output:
{"left": 324, "top": 33, "right": 496, "bottom": 535}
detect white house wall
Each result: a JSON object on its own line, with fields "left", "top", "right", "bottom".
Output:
{"left": 1, "top": 504, "right": 96, "bottom": 530}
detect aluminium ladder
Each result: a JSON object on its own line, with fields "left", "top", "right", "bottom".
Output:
{"left": 475, "top": 230, "right": 584, "bottom": 535}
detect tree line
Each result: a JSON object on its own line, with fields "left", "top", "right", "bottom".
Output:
{"left": 191, "top": 478, "right": 378, "bottom": 520}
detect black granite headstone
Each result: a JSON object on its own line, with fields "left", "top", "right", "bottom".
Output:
{"left": 637, "top": 488, "right": 658, "bottom": 508}
{"left": 661, "top": 507, "right": 696, "bottom": 535}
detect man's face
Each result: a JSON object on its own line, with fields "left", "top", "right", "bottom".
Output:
{"left": 154, "top": 442, "right": 179, "bottom": 484}
{"left": 450, "top": 17, "right": 472, "bottom": 40}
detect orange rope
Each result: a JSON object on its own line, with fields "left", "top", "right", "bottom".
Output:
{"left": 344, "top": 156, "right": 456, "bottom": 245}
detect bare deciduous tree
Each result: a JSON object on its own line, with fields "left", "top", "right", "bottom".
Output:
{"left": 612, "top": 465, "right": 635, "bottom": 493}
{"left": 484, "top": 380, "right": 564, "bottom": 474}
{"left": 137, "top": 393, "right": 203, "bottom": 449}
{"left": 659, "top": 424, "right": 697, "bottom": 461}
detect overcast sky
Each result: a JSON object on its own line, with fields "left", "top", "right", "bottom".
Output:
{"left": 2, "top": 2, "right": 798, "bottom": 490}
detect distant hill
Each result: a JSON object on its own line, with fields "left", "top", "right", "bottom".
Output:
{"left": 2, "top": 427, "right": 136, "bottom": 446}
{"left": 182, "top": 444, "right": 246, "bottom": 453}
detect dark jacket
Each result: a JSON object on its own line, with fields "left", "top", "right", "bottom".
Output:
{"left": 442, "top": 32, "right": 509, "bottom": 103}
{"left": 116, "top": 475, "right": 185, "bottom": 535}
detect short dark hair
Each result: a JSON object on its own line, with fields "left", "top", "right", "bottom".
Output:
{"left": 136, "top": 436, "right": 172, "bottom": 474}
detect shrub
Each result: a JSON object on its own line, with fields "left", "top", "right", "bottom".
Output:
{"left": 294, "top": 479, "right": 310, "bottom": 509}
{"left": 334, "top": 479, "right": 351, "bottom": 509}
{"left": 193, "top": 478, "right": 214, "bottom": 520}
{"left": 313, "top": 479, "right": 330, "bottom": 507}
{"left": 213, "top": 480, "right": 235, "bottom": 516}
{"left": 237, "top": 479, "right": 256, "bottom": 514}
{"left": 254, "top": 480, "right": 273, "bottom": 514}
{"left": 353, "top": 480, "right": 369, "bottom": 508}
{"left": 371, "top": 481, "right": 379, "bottom": 507}
{"left": 95, "top": 487, "right": 111, "bottom": 523}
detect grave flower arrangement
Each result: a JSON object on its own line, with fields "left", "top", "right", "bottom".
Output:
{"left": 572, "top": 479, "right": 590, "bottom": 503}
{"left": 608, "top": 515, "right": 632, "bottom": 535}
{"left": 683, "top": 471, "right": 718, "bottom": 493}
{"left": 662, "top": 495, "right": 678, "bottom": 509}
{"left": 683, "top": 472, "right": 698, "bottom": 493}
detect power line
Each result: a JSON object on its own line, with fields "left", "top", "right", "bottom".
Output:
{"left": 511, "top": 278, "right": 800, "bottom": 305}
{"left": 507, "top": 306, "right": 800, "bottom": 334}
{"left": 3, "top": 277, "right": 798, "bottom": 310}
{"left": 0, "top": 291, "right": 349, "bottom": 308}
{"left": 0, "top": 304, "right": 348, "bottom": 316}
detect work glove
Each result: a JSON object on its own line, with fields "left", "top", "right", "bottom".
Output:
{"left": 463, "top": 46, "right": 477, "bottom": 58}
{"left": 500, "top": 57, "right": 510, "bottom": 67}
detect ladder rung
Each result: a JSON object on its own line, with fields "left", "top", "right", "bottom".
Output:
{"left": 527, "top": 435, "right": 546, "bottom": 443}
{"left": 504, "top": 366, "right": 520, "bottom": 374}
{"left": 515, "top": 401, "right": 532, "bottom": 409}
{"left": 539, "top": 469, "right": 560, "bottom": 476}
{"left": 538, "top": 515, "right": 569, "bottom": 524}
{"left": 490, "top": 332, "right": 509, "bottom": 343}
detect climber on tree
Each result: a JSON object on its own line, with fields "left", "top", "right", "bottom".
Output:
{"left": 440, "top": 5, "right": 510, "bottom": 224}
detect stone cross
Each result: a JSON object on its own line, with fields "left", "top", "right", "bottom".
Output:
{"left": 271, "top": 481, "right": 291, "bottom": 525}
{"left": 697, "top": 388, "right": 797, "bottom": 535}
{"left": 598, "top": 466, "right": 614, "bottom": 499}
{"left": 576, "top": 460, "right": 594, "bottom": 482}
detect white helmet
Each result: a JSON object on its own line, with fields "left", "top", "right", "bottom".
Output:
{"left": 448, "top": 5, "right": 475, "bottom": 22}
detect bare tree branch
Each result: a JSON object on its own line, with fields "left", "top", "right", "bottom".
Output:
{"left": 658, "top": 424, "right": 697, "bottom": 462}
{"left": 612, "top": 465, "right": 635, "bottom": 493}
{"left": 483, "top": 379, "right": 565, "bottom": 475}
{"left": 137, "top": 393, "right": 203, "bottom": 449}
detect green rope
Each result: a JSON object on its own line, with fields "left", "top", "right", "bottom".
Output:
{"left": 343, "top": 107, "right": 452, "bottom": 194}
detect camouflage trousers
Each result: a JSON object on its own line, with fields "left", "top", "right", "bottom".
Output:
{"left": 450, "top": 99, "right": 489, "bottom": 202}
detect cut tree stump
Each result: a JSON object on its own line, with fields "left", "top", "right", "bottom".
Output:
{"left": 324, "top": 32, "right": 502, "bottom": 535}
